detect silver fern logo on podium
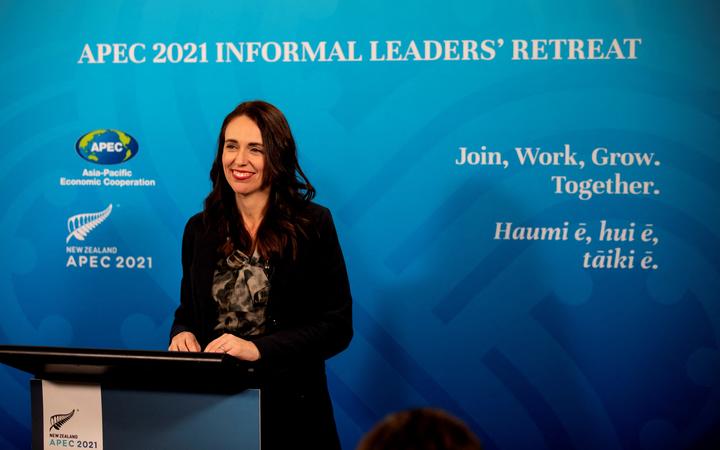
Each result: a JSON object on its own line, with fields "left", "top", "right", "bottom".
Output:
{"left": 66, "top": 204, "right": 113, "bottom": 243}
{"left": 49, "top": 409, "right": 76, "bottom": 431}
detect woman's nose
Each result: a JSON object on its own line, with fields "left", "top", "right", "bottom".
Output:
{"left": 233, "top": 148, "right": 248, "bottom": 164}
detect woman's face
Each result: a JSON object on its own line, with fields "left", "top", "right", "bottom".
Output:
{"left": 222, "top": 115, "right": 268, "bottom": 199}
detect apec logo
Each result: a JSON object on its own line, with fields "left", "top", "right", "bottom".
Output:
{"left": 75, "top": 129, "right": 139, "bottom": 164}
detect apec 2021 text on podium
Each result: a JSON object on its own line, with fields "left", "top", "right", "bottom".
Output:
{"left": 0, "top": 345, "right": 260, "bottom": 450}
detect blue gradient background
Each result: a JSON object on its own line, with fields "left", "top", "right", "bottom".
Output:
{"left": 1, "top": 1, "right": 719, "bottom": 449}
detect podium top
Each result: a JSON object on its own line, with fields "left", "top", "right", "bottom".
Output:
{"left": 0, "top": 345, "right": 258, "bottom": 392}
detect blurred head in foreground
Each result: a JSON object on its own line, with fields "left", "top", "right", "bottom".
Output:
{"left": 357, "top": 408, "right": 483, "bottom": 450}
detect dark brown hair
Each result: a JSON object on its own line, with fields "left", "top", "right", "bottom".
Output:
{"left": 203, "top": 100, "right": 315, "bottom": 260}
{"left": 357, "top": 408, "right": 483, "bottom": 450}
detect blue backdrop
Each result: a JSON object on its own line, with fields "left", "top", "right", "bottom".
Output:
{"left": 1, "top": 1, "right": 719, "bottom": 449}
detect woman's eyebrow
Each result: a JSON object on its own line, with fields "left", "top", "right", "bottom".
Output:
{"left": 224, "top": 139, "right": 263, "bottom": 146}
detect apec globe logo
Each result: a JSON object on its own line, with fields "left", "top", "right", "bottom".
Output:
{"left": 75, "top": 129, "right": 139, "bottom": 164}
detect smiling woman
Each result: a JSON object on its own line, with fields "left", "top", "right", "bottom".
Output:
{"left": 222, "top": 115, "right": 267, "bottom": 198}
{"left": 168, "top": 100, "right": 353, "bottom": 450}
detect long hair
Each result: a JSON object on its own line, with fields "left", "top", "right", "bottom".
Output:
{"left": 203, "top": 100, "right": 316, "bottom": 260}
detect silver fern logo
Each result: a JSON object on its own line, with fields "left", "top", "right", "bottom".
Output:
{"left": 49, "top": 410, "right": 75, "bottom": 431}
{"left": 66, "top": 204, "right": 113, "bottom": 243}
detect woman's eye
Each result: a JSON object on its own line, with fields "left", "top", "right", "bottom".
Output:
{"left": 250, "top": 147, "right": 264, "bottom": 153}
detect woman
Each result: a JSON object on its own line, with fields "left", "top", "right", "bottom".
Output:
{"left": 169, "top": 100, "right": 353, "bottom": 449}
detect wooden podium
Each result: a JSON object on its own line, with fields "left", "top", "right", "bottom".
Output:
{"left": 0, "top": 345, "right": 261, "bottom": 450}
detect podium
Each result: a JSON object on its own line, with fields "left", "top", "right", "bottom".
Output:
{"left": 0, "top": 345, "right": 261, "bottom": 450}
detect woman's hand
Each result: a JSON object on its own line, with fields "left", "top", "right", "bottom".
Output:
{"left": 168, "top": 331, "right": 201, "bottom": 352}
{"left": 205, "top": 333, "right": 261, "bottom": 361}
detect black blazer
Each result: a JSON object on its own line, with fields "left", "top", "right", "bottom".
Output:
{"left": 170, "top": 202, "right": 353, "bottom": 450}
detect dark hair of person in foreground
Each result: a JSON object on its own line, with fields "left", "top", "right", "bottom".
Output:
{"left": 357, "top": 407, "right": 483, "bottom": 450}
